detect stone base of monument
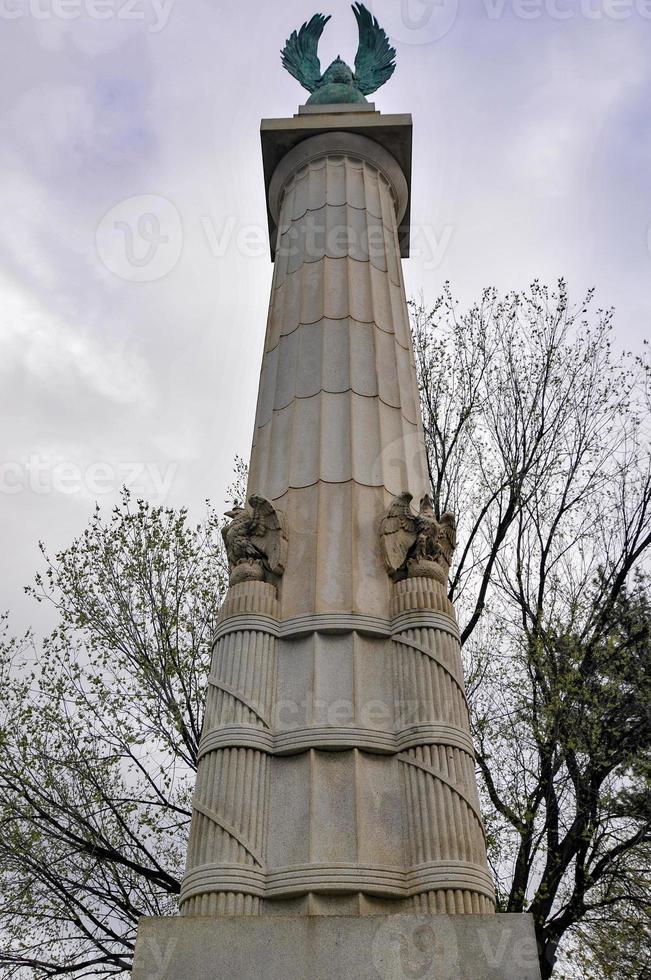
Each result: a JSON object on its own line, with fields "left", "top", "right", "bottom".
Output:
{"left": 132, "top": 913, "right": 542, "bottom": 979}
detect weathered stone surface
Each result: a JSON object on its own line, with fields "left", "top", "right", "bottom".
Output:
{"left": 132, "top": 913, "right": 542, "bottom": 980}
{"left": 260, "top": 112, "right": 413, "bottom": 257}
{"left": 221, "top": 495, "right": 287, "bottom": 586}
{"left": 298, "top": 102, "right": 377, "bottom": 114}
{"left": 178, "top": 114, "right": 496, "bottom": 920}
{"left": 182, "top": 574, "right": 495, "bottom": 916}
{"left": 250, "top": 136, "right": 428, "bottom": 619}
{"left": 381, "top": 492, "right": 457, "bottom": 583}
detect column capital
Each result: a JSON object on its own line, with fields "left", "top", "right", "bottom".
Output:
{"left": 260, "top": 108, "right": 412, "bottom": 260}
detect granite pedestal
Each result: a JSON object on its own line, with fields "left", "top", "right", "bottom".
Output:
{"left": 132, "top": 912, "right": 541, "bottom": 980}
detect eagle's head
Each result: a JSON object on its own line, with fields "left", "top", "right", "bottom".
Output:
{"left": 322, "top": 56, "right": 355, "bottom": 86}
{"left": 419, "top": 494, "right": 435, "bottom": 517}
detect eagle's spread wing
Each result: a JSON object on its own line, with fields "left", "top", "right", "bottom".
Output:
{"left": 381, "top": 492, "right": 418, "bottom": 575}
{"left": 248, "top": 495, "right": 288, "bottom": 576}
{"left": 438, "top": 511, "right": 457, "bottom": 566}
{"left": 352, "top": 3, "right": 396, "bottom": 96}
{"left": 281, "top": 13, "right": 331, "bottom": 94}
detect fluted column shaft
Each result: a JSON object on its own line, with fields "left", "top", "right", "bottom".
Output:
{"left": 249, "top": 134, "right": 429, "bottom": 619}
{"left": 181, "top": 124, "right": 494, "bottom": 917}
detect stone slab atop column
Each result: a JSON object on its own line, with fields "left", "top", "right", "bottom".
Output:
{"left": 260, "top": 108, "right": 412, "bottom": 260}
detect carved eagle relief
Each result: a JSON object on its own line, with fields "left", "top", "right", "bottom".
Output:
{"left": 381, "top": 492, "right": 457, "bottom": 582}
{"left": 281, "top": 4, "right": 397, "bottom": 106}
{"left": 222, "top": 495, "right": 288, "bottom": 586}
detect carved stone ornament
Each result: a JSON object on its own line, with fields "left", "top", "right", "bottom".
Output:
{"left": 380, "top": 492, "right": 457, "bottom": 583}
{"left": 222, "top": 495, "right": 288, "bottom": 587}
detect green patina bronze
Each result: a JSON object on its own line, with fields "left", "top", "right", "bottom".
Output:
{"left": 281, "top": 4, "right": 396, "bottom": 106}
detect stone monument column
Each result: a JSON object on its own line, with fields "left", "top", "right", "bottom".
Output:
{"left": 131, "top": 14, "right": 543, "bottom": 972}
{"left": 179, "top": 108, "right": 495, "bottom": 920}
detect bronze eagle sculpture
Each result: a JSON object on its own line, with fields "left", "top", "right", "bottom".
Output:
{"left": 281, "top": 4, "right": 396, "bottom": 105}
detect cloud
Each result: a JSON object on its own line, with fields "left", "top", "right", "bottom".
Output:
{"left": 1, "top": 0, "right": 649, "bottom": 642}
{"left": 510, "top": 25, "right": 649, "bottom": 196}
{"left": 0, "top": 272, "right": 153, "bottom": 409}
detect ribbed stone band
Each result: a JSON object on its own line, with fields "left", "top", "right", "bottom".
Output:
{"left": 202, "top": 609, "right": 471, "bottom": 761}
{"left": 198, "top": 722, "right": 475, "bottom": 761}
{"left": 181, "top": 861, "right": 495, "bottom": 902}
{"left": 213, "top": 609, "right": 461, "bottom": 644}
{"left": 184, "top": 602, "right": 493, "bottom": 914}
{"left": 180, "top": 861, "right": 496, "bottom": 905}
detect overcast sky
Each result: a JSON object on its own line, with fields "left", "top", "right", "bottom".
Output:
{"left": 1, "top": 0, "right": 649, "bottom": 635}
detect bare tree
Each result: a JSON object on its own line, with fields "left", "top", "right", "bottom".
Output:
{"left": 2, "top": 285, "right": 648, "bottom": 978}
{"left": 0, "top": 491, "right": 228, "bottom": 977}
{"left": 414, "top": 280, "right": 651, "bottom": 978}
